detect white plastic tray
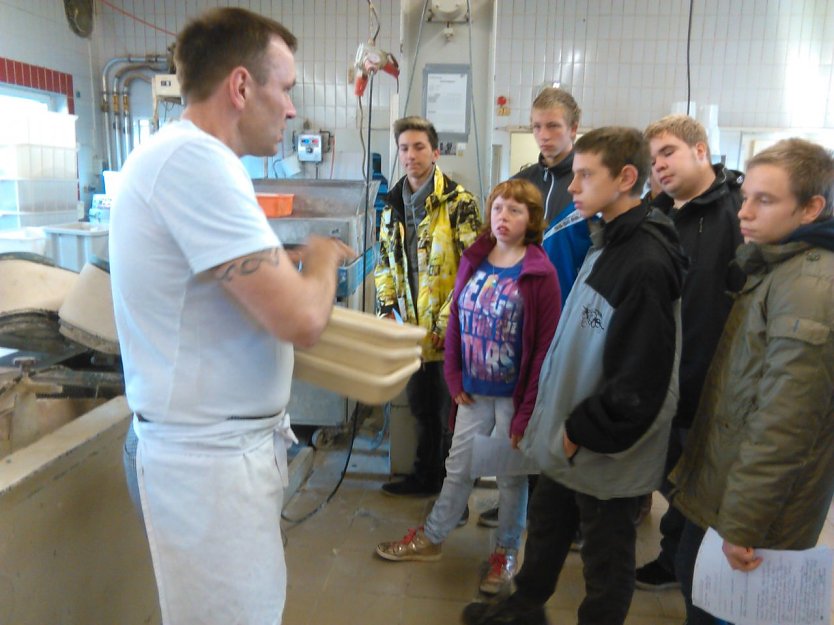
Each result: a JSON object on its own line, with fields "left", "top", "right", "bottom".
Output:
{"left": 293, "top": 351, "right": 421, "bottom": 405}
{"left": 326, "top": 306, "right": 426, "bottom": 347}
{"left": 298, "top": 330, "right": 421, "bottom": 375}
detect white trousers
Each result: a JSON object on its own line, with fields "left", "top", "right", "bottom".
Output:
{"left": 135, "top": 413, "right": 295, "bottom": 625}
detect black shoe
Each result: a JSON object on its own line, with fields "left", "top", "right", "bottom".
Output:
{"left": 457, "top": 504, "right": 470, "bottom": 528}
{"left": 381, "top": 475, "right": 441, "bottom": 497}
{"left": 635, "top": 559, "right": 680, "bottom": 591}
{"left": 477, "top": 506, "right": 499, "bottom": 528}
{"left": 461, "top": 594, "right": 548, "bottom": 625}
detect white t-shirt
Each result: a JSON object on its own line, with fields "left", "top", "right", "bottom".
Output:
{"left": 110, "top": 120, "right": 293, "bottom": 425}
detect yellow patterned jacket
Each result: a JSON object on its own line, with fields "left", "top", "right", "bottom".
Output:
{"left": 375, "top": 166, "right": 481, "bottom": 361}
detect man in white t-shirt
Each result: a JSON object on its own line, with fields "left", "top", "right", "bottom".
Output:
{"left": 109, "top": 8, "right": 352, "bottom": 625}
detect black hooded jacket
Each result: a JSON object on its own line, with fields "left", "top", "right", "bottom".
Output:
{"left": 652, "top": 164, "right": 745, "bottom": 428}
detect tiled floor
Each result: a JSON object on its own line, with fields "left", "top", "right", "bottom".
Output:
{"left": 281, "top": 418, "right": 834, "bottom": 625}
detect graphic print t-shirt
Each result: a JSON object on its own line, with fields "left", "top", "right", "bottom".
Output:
{"left": 458, "top": 259, "right": 524, "bottom": 397}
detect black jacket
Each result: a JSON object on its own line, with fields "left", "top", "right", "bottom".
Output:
{"left": 513, "top": 152, "right": 593, "bottom": 304}
{"left": 652, "top": 164, "right": 745, "bottom": 428}
{"left": 513, "top": 153, "right": 574, "bottom": 224}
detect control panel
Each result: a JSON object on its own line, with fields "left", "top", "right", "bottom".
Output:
{"left": 297, "top": 133, "right": 323, "bottom": 162}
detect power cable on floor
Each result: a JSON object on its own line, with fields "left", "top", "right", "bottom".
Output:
{"left": 280, "top": 400, "right": 362, "bottom": 528}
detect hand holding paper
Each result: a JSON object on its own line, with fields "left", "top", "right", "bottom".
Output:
{"left": 722, "top": 540, "right": 763, "bottom": 572}
{"left": 693, "top": 527, "right": 833, "bottom": 625}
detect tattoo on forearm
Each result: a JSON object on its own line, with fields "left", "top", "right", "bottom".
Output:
{"left": 214, "top": 248, "right": 281, "bottom": 282}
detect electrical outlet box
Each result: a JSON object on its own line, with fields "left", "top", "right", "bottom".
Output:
{"left": 297, "top": 133, "right": 323, "bottom": 162}
{"left": 152, "top": 74, "right": 181, "bottom": 100}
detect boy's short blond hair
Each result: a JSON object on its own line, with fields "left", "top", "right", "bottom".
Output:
{"left": 532, "top": 87, "right": 582, "bottom": 128}
{"left": 644, "top": 115, "right": 710, "bottom": 156}
{"left": 747, "top": 138, "right": 834, "bottom": 221}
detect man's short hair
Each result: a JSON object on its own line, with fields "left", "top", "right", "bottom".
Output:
{"left": 483, "top": 179, "right": 546, "bottom": 245}
{"left": 532, "top": 87, "right": 582, "bottom": 128}
{"left": 175, "top": 8, "right": 297, "bottom": 103}
{"left": 644, "top": 114, "right": 710, "bottom": 156}
{"left": 393, "top": 117, "right": 439, "bottom": 151}
{"left": 575, "top": 127, "right": 650, "bottom": 196}
{"left": 747, "top": 138, "right": 834, "bottom": 221}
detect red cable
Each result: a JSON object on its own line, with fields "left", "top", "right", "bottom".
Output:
{"left": 98, "top": 0, "right": 178, "bottom": 37}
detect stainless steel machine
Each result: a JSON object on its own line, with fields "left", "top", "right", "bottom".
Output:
{"left": 252, "top": 178, "right": 379, "bottom": 428}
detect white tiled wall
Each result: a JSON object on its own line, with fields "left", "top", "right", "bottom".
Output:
{"left": 3, "top": 0, "right": 833, "bottom": 199}
{"left": 91, "top": 0, "right": 401, "bottom": 177}
{"left": 493, "top": 0, "right": 834, "bottom": 130}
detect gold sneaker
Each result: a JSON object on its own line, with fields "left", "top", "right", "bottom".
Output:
{"left": 375, "top": 527, "right": 442, "bottom": 562}
{"left": 479, "top": 546, "right": 517, "bottom": 595}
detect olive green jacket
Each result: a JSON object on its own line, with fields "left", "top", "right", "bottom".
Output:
{"left": 670, "top": 237, "right": 834, "bottom": 549}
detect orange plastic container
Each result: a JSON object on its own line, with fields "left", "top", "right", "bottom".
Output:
{"left": 256, "top": 193, "right": 294, "bottom": 218}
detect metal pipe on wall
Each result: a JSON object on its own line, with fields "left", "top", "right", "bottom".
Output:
{"left": 113, "top": 64, "right": 165, "bottom": 168}
{"left": 100, "top": 55, "right": 167, "bottom": 171}
{"left": 119, "top": 72, "right": 153, "bottom": 158}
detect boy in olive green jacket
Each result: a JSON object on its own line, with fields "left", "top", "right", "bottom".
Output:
{"left": 670, "top": 138, "right": 834, "bottom": 625}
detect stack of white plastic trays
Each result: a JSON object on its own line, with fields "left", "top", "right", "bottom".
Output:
{"left": 294, "top": 306, "right": 426, "bottom": 405}
{"left": 0, "top": 110, "right": 79, "bottom": 230}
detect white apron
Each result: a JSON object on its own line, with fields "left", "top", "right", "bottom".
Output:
{"left": 135, "top": 413, "right": 297, "bottom": 625}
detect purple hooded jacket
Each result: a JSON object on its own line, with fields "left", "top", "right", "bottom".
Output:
{"left": 444, "top": 232, "right": 562, "bottom": 437}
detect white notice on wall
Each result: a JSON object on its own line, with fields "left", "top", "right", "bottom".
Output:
{"left": 693, "top": 527, "right": 833, "bottom": 625}
{"left": 425, "top": 72, "right": 468, "bottom": 135}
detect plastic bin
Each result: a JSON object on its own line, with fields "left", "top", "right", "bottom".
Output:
{"left": 0, "top": 180, "right": 78, "bottom": 212}
{"left": 0, "top": 144, "right": 77, "bottom": 179}
{"left": 0, "top": 209, "right": 79, "bottom": 229}
{"left": 0, "top": 227, "right": 47, "bottom": 255}
{"left": 256, "top": 193, "right": 294, "bottom": 218}
{"left": 43, "top": 222, "right": 109, "bottom": 272}
{"left": 0, "top": 111, "right": 77, "bottom": 148}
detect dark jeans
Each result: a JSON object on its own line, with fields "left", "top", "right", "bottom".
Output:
{"left": 656, "top": 426, "right": 688, "bottom": 573}
{"left": 513, "top": 475, "right": 642, "bottom": 625}
{"left": 675, "top": 520, "right": 720, "bottom": 625}
{"left": 405, "top": 361, "right": 451, "bottom": 487}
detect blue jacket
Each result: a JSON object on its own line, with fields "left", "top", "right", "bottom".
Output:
{"left": 513, "top": 152, "right": 591, "bottom": 305}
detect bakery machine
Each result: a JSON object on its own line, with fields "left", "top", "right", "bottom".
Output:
{"left": 252, "top": 178, "right": 379, "bottom": 429}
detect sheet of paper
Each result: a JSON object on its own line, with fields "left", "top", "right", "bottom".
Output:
{"left": 693, "top": 527, "right": 833, "bottom": 625}
{"left": 469, "top": 434, "right": 540, "bottom": 478}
